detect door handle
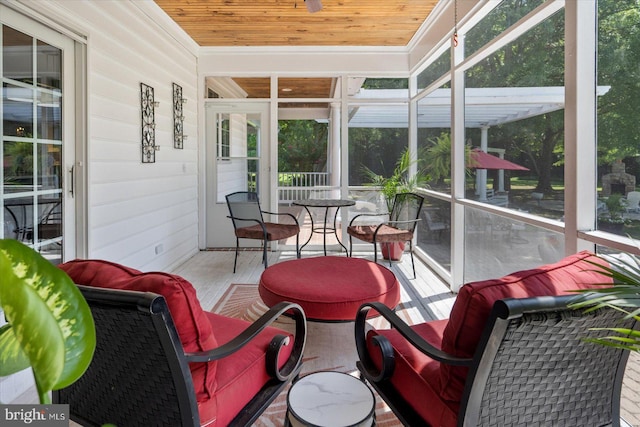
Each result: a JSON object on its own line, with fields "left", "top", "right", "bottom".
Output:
{"left": 68, "top": 166, "right": 74, "bottom": 197}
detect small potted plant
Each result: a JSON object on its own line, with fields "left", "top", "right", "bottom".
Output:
{"left": 598, "top": 193, "right": 628, "bottom": 233}
{"left": 0, "top": 239, "right": 95, "bottom": 404}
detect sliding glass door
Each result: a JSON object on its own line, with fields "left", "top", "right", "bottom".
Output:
{"left": 1, "top": 7, "right": 77, "bottom": 263}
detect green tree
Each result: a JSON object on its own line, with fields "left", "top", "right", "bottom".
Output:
{"left": 597, "top": 0, "right": 640, "bottom": 164}
{"left": 348, "top": 127, "right": 408, "bottom": 185}
{"left": 465, "top": 8, "right": 565, "bottom": 193}
{"left": 278, "top": 120, "right": 328, "bottom": 172}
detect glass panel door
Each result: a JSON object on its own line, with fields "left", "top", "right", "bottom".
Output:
{"left": 205, "top": 102, "right": 269, "bottom": 248}
{"left": 1, "top": 12, "right": 75, "bottom": 264}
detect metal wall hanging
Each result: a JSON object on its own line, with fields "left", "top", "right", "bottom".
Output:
{"left": 173, "top": 83, "right": 186, "bottom": 149}
{"left": 140, "top": 82, "right": 159, "bottom": 163}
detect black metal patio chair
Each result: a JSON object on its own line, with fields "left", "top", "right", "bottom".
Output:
{"left": 347, "top": 192, "right": 424, "bottom": 277}
{"left": 225, "top": 191, "right": 300, "bottom": 273}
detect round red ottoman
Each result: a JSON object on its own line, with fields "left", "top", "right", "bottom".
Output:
{"left": 259, "top": 256, "right": 400, "bottom": 321}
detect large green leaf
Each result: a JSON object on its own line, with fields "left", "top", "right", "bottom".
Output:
{"left": 0, "top": 239, "right": 96, "bottom": 402}
{"left": 0, "top": 324, "right": 30, "bottom": 375}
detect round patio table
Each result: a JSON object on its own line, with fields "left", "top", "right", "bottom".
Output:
{"left": 293, "top": 198, "right": 355, "bottom": 255}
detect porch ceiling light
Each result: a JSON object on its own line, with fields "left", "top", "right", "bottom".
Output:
{"left": 305, "top": 0, "right": 323, "bottom": 13}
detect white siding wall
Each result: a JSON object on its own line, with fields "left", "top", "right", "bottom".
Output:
{"left": 32, "top": 0, "right": 200, "bottom": 271}
{"left": 2, "top": 0, "right": 199, "bottom": 403}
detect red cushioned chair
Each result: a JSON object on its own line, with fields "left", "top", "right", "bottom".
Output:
{"left": 226, "top": 191, "right": 301, "bottom": 273}
{"left": 355, "top": 251, "right": 636, "bottom": 426}
{"left": 347, "top": 192, "right": 424, "bottom": 278}
{"left": 53, "top": 259, "right": 306, "bottom": 427}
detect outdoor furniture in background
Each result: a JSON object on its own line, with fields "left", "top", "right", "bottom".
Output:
{"left": 55, "top": 259, "right": 307, "bottom": 427}
{"left": 293, "top": 198, "right": 355, "bottom": 256}
{"left": 347, "top": 192, "right": 424, "bottom": 278}
{"left": 226, "top": 191, "right": 300, "bottom": 273}
{"left": 354, "top": 251, "right": 634, "bottom": 427}
{"left": 3, "top": 197, "right": 61, "bottom": 243}
{"left": 625, "top": 191, "right": 640, "bottom": 213}
{"left": 420, "top": 209, "right": 449, "bottom": 242}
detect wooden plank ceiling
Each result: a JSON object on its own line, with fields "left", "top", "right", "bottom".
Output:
{"left": 153, "top": 0, "right": 439, "bottom": 47}
{"left": 155, "top": 1, "right": 438, "bottom": 103}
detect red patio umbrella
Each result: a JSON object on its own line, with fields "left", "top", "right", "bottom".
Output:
{"left": 469, "top": 148, "right": 529, "bottom": 171}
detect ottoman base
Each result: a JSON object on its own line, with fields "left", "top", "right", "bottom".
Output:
{"left": 259, "top": 256, "right": 400, "bottom": 322}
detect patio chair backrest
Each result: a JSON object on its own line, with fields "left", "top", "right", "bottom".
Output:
{"left": 53, "top": 286, "right": 200, "bottom": 427}
{"left": 226, "top": 191, "right": 265, "bottom": 229}
{"left": 389, "top": 192, "right": 424, "bottom": 231}
{"left": 460, "top": 294, "right": 635, "bottom": 426}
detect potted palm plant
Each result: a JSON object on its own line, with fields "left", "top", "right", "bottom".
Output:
{"left": 0, "top": 239, "right": 96, "bottom": 404}
{"left": 362, "top": 148, "right": 430, "bottom": 260}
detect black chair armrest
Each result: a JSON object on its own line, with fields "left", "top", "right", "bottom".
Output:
{"left": 185, "top": 302, "right": 306, "bottom": 382}
{"left": 260, "top": 210, "right": 300, "bottom": 226}
{"left": 355, "top": 302, "right": 471, "bottom": 382}
{"left": 348, "top": 211, "right": 389, "bottom": 227}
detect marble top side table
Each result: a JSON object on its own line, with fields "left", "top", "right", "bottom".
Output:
{"left": 285, "top": 371, "right": 375, "bottom": 426}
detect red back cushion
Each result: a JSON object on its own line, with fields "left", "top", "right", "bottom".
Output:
{"left": 59, "top": 259, "right": 218, "bottom": 401}
{"left": 439, "top": 250, "right": 611, "bottom": 402}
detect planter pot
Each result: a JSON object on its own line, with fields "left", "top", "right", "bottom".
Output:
{"left": 380, "top": 241, "right": 405, "bottom": 261}
{"left": 598, "top": 220, "right": 625, "bottom": 234}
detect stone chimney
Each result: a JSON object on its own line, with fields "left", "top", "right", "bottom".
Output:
{"left": 602, "top": 160, "right": 636, "bottom": 196}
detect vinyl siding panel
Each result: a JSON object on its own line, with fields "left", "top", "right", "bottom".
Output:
{"left": 25, "top": 0, "right": 200, "bottom": 271}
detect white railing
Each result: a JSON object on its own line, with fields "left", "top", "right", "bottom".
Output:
{"left": 278, "top": 172, "right": 332, "bottom": 203}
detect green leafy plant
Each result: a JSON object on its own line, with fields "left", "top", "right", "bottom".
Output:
{"left": 600, "top": 193, "right": 629, "bottom": 224}
{"left": 0, "top": 239, "right": 96, "bottom": 404}
{"left": 570, "top": 252, "right": 640, "bottom": 352}
{"left": 362, "top": 148, "right": 430, "bottom": 211}
{"left": 423, "top": 132, "right": 474, "bottom": 186}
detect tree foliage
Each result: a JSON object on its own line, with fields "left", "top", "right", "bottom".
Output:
{"left": 278, "top": 120, "right": 328, "bottom": 172}
{"left": 597, "top": 0, "right": 640, "bottom": 163}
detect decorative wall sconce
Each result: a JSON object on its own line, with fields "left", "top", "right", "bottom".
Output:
{"left": 173, "top": 83, "right": 186, "bottom": 149}
{"left": 141, "top": 82, "right": 159, "bottom": 163}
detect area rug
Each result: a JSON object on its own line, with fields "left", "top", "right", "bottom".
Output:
{"left": 211, "top": 283, "right": 427, "bottom": 426}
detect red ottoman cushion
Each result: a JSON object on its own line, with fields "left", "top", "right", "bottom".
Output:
{"left": 259, "top": 256, "right": 400, "bottom": 321}
{"left": 58, "top": 259, "right": 218, "bottom": 404}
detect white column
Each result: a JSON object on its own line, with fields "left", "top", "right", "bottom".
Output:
{"left": 330, "top": 102, "right": 341, "bottom": 199}
{"left": 496, "top": 148, "right": 505, "bottom": 193}
{"left": 476, "top": 126, "right": 489, "bottom": 201}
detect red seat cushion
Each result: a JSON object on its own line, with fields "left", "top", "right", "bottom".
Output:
{"left": 367, "top": 319, "right": 457, "bottom": 427}
{"left": 347, "top": 224, "right": 414, "bottom": 243}
{"left": 235, "top": 222, "right": 299, "bottom": 241}
{"left": 59, "top": 259, "right": 218, "bottom": 403}
{"left": 439, "top": 250, "right": 612, "bottom": 403}
{"left": 259, "top": 256, "right": 400, "bottom": 321}
{"left": 201, "top": 312, "right": 294, "bottom": 427}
